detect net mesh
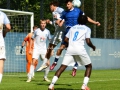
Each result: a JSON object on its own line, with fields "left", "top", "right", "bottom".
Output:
{"left": 0, "top": 9, "right": 33, "bottom": 75}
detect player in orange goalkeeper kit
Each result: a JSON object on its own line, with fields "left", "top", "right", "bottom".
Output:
{"left": 20, "top": 25, "right": 38, "bottom": 78}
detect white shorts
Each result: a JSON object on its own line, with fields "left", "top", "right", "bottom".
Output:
{"left": 0, "top": 46, "right": 6, "bottom": 60}
{"left": 50, "top": 26, "right": 65, "bottom": 45}
{"left": 32, "top": 49, "right": 46, "bottom": 60}
{"left": 62, "top": 54, "right": 91, "bottom": 66}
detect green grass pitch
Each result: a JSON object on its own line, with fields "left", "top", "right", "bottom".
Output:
{"left": 1, "top": 69, "right": 120, "bottom": 90}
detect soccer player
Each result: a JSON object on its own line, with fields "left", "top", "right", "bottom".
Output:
{"left": 0, "top": 11, "right": 11, "bottom": 83}
{"left": 20, "top": 25, "right": 38, "bottom": 78}
{"left": 50, "top": 0, "right": 100, "bottom": 76}
{"left": 26, "top": 19, "right": 51, "bottom": 82}
{"left": 43, "top": 1, "right": 65, "bottom": 66}
{"left": 48, "top": 15, "right": 95, "bottom": 90}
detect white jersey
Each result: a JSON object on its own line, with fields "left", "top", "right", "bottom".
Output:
{"left": 52, "top": 7, "right": 64, "bottom": 26}
{"left": 52, "top": 7, "right": 65, "bottom": 32}
{"left": 32, "top": 28, "right": 51, "bottom": 54}
{"left": 65, "top": 25, "right": 91, "bottom": 55}
{"left": 0, "top": 11, "right": 10, "bottom": 46}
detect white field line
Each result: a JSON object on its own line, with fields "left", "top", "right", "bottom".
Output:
{"left": 67, "top": 79, "right": 120, "bottom": 84}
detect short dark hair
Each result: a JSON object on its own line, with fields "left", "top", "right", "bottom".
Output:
{"left": 65, "top": 0, "right": 73, "bottom": 4}
{"left": 33, "top": 25, "right": 38, "bottom": 29}
{"left": 50, "top": 1, "right": 59, "bottom": 6}
{"left": 77, "top": 15, "right": 88, "bottom": 25}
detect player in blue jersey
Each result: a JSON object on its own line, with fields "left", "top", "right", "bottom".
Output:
{"left": 0, "top": 11, "right": 11, "bottom": 83}
{"left": 50, "top": 0, "right": 100, "bottom": 77}
{"left": 48, "top": 14, "right": 95, "bottom": 90}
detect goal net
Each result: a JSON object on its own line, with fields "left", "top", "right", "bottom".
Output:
{"left": 0, "top": 9, "right": 34, "bottom": 75}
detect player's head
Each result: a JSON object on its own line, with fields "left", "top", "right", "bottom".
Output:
{"left": 50, "top": 1, "right": 59, "bottom": 12}
{"left": 40, "top": 19, "right": 47, "bottom": 30}
{"left": 33, "top": 25, "right": 38, "bottom": 31}
{"left": 77, "top": 15, "right": 88, "bottom": 25}
{"left": 65, "top": 0, "right": 74, "bottom": 10}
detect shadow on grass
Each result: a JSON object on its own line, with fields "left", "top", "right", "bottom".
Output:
{"left": 37, "top": 83, "right": 79, "bottom": 90}
{"left": 54, "top": 88, "right": 79, "bottom": 90}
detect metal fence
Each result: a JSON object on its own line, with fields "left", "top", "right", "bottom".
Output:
{"left": 40, "top": 0, "right": 120, "bottom": 39}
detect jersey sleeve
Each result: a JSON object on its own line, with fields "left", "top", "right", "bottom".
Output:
{"left": 3, "top": 12, "right": 10, "bottom": 24}
{"left": 24, "top": 35, "right": 29, "bottom": 41}
{"left": 85, "top": 27, "right": 91, "bottom": 38}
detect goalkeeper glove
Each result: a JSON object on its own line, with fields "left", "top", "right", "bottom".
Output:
{"left": 20, "top": 46, "right": 24, "bottom": 54}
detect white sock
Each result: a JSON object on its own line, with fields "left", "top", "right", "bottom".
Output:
{"left": 44, "top": 67, "right": 49, "bottom": 79}
{"left": 42, "top": 58, "right": 47, "bottom": 66}
{"left": 49, "top": 76, "right": 58, "bottom": 88}
{"left": 0, "top": 74, "right": 3, "bottom": 83}
{"left": 73, "top": 67, "right": 77, "bottom": 69}
{"left": 28, "top": 65, "right": 34, "bottom": 79}
{"left": 32, "top": 72, "right": 35, "bottom": 77}
{"left": 83, "top": 77, "right": 89, "bottom": 86}
{"left": 55, "top": 55, "right": 59, "bottom": 59}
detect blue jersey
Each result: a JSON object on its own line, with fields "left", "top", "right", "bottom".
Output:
{"left": 61, "top": 7, "right": 83, "bottom": 27}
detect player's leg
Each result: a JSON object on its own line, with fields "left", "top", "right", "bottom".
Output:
{"left": 26, "top": 49, "right": 39, "bottom": 82}
{"left": 50, "top": 44, "right": 66, "bottom": 70}
{"left": 76, "top": 54, "right": 91, "bottom": 90}
{"left": 71, "top": 62, "right": 78, "bottom": 77}
{"left": 48, "top": 55, "right": 73, "bottom": 90}
{"left": 81, "top": 64, "right": 92, "bottom": 90}
{"left": 40, "top": 54, "right": 51, "bottom": 82}
{"left": 0, "top": 60, "right": 4, "bottom": 83}
{"left": 37, "top": 54, "right": 48, "bottom": 72}
{"left": 0, "top": 46, "right": 6, "bottom": 83}
{"left": 45, "top": 43, "right": 56, "bottom": 59}
{"left": 26, "top": 52, "right": 32, "bottom": 77}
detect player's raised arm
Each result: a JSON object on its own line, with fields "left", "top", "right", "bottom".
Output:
{"left": 87, "top": 17, "right": 101, "bottom": 26}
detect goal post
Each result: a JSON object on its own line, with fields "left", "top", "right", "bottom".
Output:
{"left": 0, "top": 9, "right": 34, "bottom": 75}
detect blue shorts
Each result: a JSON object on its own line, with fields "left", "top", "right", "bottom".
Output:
{"left": 61, "top": 27, "right": 71, "bottom": 46}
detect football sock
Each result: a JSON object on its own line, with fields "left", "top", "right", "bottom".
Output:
{"left": 42, "top": 58, "right": 47, "bottom": 66}
{"left": 32, "top": 72, "right": 34, "bottom": 77}
{"left": 54, "top": 55, "right": 59, "bottom": 63}
{"left": 44, "top": 67, "right": 49, "bottom": 79}
{"left": 73, "top": 62, "right": 78, "bottom": 69}
{"left": 49, "top": 76, "right": 58, "bottom": 88}
{"left": 83, "top": 77, "right": 89, "bottom": 86}
{"left": 0, "top": 74, "right": 3, "bottom": 83}
{"left": 28, "top": 65, "right": 34, "bottom": 79}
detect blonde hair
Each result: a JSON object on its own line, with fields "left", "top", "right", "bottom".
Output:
{"left": 40, "top": 19, "right": 46, "bottom": 24}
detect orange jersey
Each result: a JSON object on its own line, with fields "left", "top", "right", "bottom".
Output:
{"left": 24, "top": 33, "right": 34, "bottom": 52}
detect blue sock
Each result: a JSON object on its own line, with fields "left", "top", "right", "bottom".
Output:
{"left": 54, "top": 56, "right": 59, "bottom": 63}
{"left": 54, "top": 58, "right": 59, "bottom": 63}
{"left": 74, "top": 62, "right": 78, "bottom": 67}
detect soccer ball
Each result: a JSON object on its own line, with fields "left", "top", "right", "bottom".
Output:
{"left": 72, "top": 0, "right": 81, "bottom": 7}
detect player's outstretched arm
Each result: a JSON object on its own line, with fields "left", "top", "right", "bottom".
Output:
{"left": 86, "top": 38, "right": 96, "bottom": 51}
{"left": 87, "top": 17, "right": 100, "bottom": 26}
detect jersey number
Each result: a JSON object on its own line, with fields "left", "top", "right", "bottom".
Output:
{"left": 73, "top": 31, "right": 79, "bottom": 41}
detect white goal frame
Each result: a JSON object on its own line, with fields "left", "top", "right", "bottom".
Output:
{"left": 0, "top": 9, "right": 34, "bottom": 75}
{"left": 0, "top": 9, "right": 34, "bottom": 32}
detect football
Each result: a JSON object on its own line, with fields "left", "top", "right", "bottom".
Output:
{"left": 72, "top": 0, "right": 81, "bottom": 7}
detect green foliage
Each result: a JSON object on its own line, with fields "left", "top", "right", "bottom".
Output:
{"left": 0, "top": 0, "right": 120, "bottom": 37}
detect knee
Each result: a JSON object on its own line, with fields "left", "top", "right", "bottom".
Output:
{"left": 85, "top": 64, "right": 92, "bottom": 69}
